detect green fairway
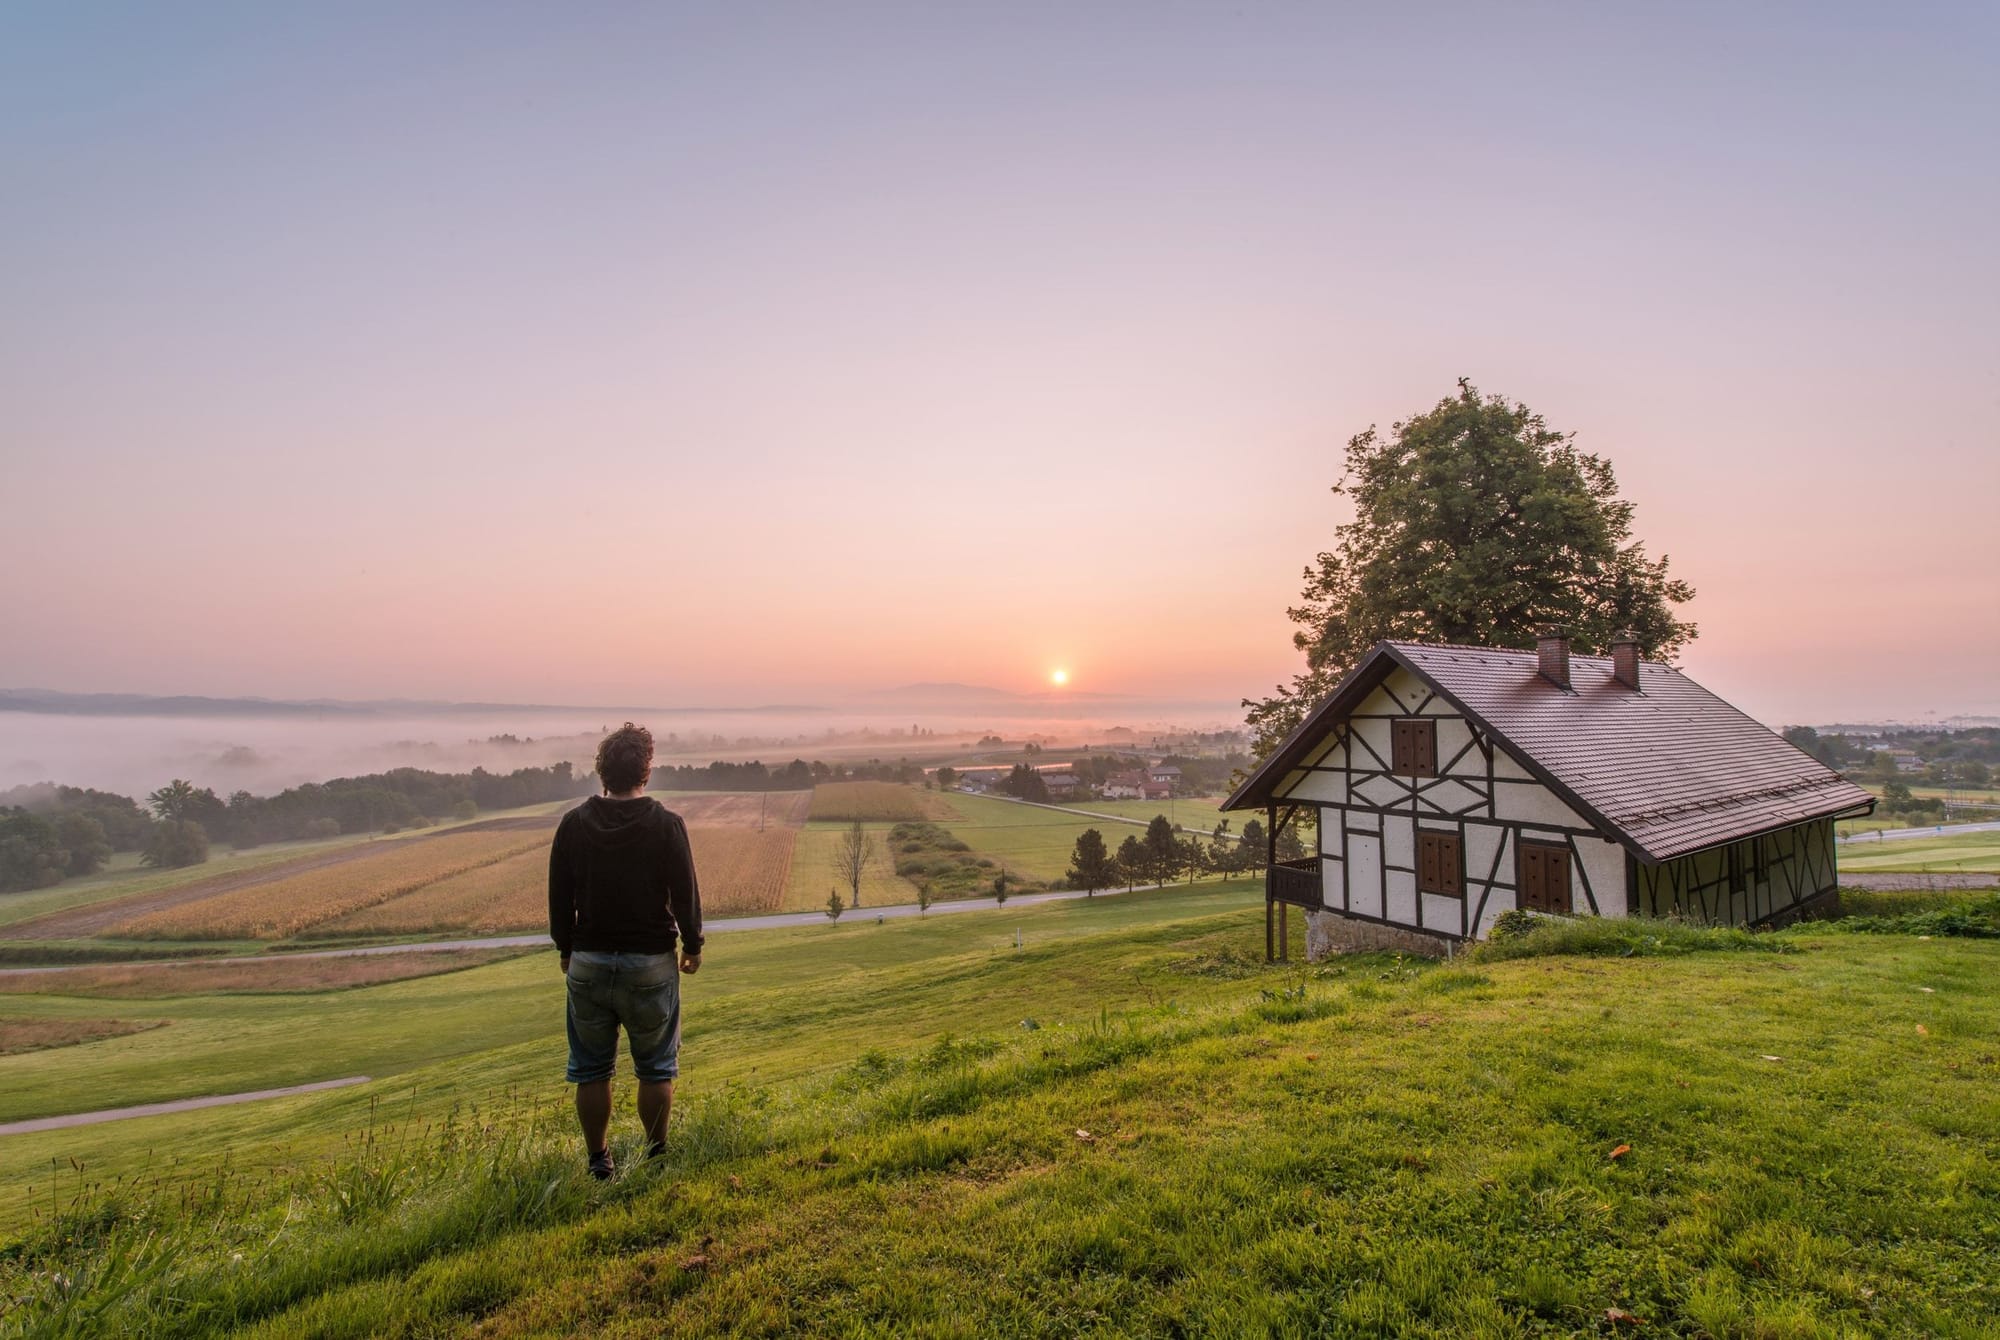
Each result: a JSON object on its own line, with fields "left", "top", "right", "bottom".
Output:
{"left": 1837, "top": 830, "right": 2000, "bottom": 874}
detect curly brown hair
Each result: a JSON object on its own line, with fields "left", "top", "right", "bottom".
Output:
{"left": 595, "top": 722, "right": 654, "bottom": 794}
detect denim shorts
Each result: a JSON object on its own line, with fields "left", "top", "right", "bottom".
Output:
{"left": 564, "top": 951, "right": 682, "bottom": 1084}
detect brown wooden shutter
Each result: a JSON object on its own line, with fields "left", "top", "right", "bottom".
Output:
{"left": 1418, "top": 833, "right": 1436, "bottom": 890}
{"left": 1415, "top": 721, "right": 1437, "bottom": 776}
{"left": 1518, "top": 841, "right": 1569, "bottom": 912}
{"left": 1442, "top": 834, "right": 1462, "bottom": 896}
{"left": 1391, "top": 720, "right": 1412, "bottom": 775}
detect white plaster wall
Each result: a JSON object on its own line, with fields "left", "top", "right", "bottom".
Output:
{"left": 1464, "top": 824, "right": 1504, "bottom": 883}
{"left": 1421, "top": 779, "right": 1482, "bottom": 813}
{"left": 1421, "top": 893, "right": 1462, "bottom": 933}
{"left": 1320, "top": 858, "right": 1344, "bottom": 906}
{"left": 1287, "top": 770, "right": 1349, "bottom": 805}
{"left": 1434, "top": 718, "right": 1478, "bottom": 770}
{"left": 1347, "top": 833, "right": 1382, "bottom": 918}
{"left": 1354, "top": 774, "right": 1407, "bottom": 808}
{"left": 1385, "top": 869, "right": 1416, "bottom": 924}
{"left": 1576, "top": 838, "right": 1627, "bottom": 917}
{"left": 1351, "top": 716, "right": 1393, "bottom": 770}
{"left": 1383, "top": 813, "right": 1414, "bottom": 870}
{"left": 1494, "top": 781, "right": 1590, "bottom": 830}
{"left": 1493, "top": 750, "right": 1534, "bottom": 781}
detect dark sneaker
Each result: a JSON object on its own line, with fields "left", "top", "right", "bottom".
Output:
{"left": 587, "top": 1148, "right": 615, "bottom": 1181}
{"left": 644, "top": 1140, "right": 667, "bottom": 1163}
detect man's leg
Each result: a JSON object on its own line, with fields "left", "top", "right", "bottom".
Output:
{"left": 575, "top": 1079, "right": 613, "bottom": 1154}
{"left": 638, "top": 1079, "right": 673, "bottom": 1154}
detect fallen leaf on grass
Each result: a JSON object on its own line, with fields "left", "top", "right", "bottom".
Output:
{"left": 1304, "top": 1053, "right": 1321, "bottom": 1061}
{"left": 1606, "top": 1307, "right": 1647, "bottom": 1325}
{"left": 727, "top": 1174, "right": 743, "bottom": 1191}
{"left": 1919, "top": 987, "right": 1936, "bottom": 993}
{"left": 1760, "top": 1055, "right": 1783, "bottom": 1062}
{"left": 1609, "top": 1144, "right": 1631, "bottom": 1161}
{"left": 1916, "top": 1024, "right": 1929, "bottom": 1036}
{"left": 680, "top": 1255, "right": 711, "bottom": 1272}
{"left": 1074, "top": 1129, "right": 1095, "bottom": 1143}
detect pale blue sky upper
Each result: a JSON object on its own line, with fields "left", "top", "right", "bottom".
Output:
{"left": 3, "top": 2, "right": 1996, "bottom": 723}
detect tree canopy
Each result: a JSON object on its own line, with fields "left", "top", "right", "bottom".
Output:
{"left": 1245, "top": 380, "right": 1695, "bottom": 755}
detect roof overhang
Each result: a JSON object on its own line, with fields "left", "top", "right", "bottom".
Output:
{"left": 1223, "top": 642, "right": 1879, "bottom": 864}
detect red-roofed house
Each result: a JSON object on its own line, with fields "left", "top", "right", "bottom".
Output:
{"left": 1225, "top": 631, "right": 1875, "bottom": 957}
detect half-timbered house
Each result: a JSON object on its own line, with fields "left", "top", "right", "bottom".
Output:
{"left": 1224, "top": 631, "right": 1875, "bottom": 957}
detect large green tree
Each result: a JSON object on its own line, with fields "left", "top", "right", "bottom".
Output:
{"left": 1245, "top": 380, "right": 1696, "bottom": 755}
{"left": 1066, "top": 828, "right": 1115, "bottom": 896}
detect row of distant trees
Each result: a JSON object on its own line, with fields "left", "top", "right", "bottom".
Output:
{"left": 0, "top": 762, "right": 593, "bottom": 892}
{"left": 1065, "top": 817, "right": 1305, "bottom": 893}
{"left": 1783, "top": 726, "right": 1996, "bottom": 788}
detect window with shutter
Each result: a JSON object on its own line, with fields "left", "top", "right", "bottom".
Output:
{"left": 1517, "top": 840, "right": 1571, "bottom": 913}
{"left": 1391, "top": 719, "right": 1437, "bottom": 777}
{"left": 1418, "top": 831, "right": 1461, "bottom": 896}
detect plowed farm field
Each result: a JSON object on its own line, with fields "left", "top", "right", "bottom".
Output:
{"left": 115, "top": 829, "right": 553, "bottom": 940}
{"left": 329, "top": 793, "right": 810, "bottom": 931}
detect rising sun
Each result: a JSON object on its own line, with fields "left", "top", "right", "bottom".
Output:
{"left": 1050, "top": 668, "right": 1069, "bottom": 686}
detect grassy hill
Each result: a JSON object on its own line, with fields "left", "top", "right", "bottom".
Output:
{"left": 3, "top": 886, "right": 1997, "bottom": 1337}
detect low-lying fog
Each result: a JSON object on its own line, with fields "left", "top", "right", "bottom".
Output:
{"left": 1, "top": 697, "right": 1244, "bottom": 801}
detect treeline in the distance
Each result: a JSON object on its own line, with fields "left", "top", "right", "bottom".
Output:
{"left": 0, "top": 753, "right": 1020, "bottom": 893}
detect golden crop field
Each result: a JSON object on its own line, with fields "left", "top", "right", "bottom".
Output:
{"left": 324, "top": 848, "right": 547, "bottom": 935}
{"left": 682, "top": 826, "right": 797, "bottom": 915}
{"left": 334, "top": 825, "right": 798, "bottom": 933}
{"left": 807, "top": 781, "right": 934, "bottom": 823}
{"left": 115, "top": 830, "right": 550, "bottom": 940}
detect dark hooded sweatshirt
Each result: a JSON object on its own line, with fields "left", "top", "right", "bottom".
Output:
{"left": 548, "top": 796, "right": 704, "bottom": 958}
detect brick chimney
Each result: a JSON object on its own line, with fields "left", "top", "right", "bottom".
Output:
{"left": 1611, "top": 629, "right": 1642, "bottom": 690}
{"left": 1536, "top": 626, "right": 1571, "bottom": 689}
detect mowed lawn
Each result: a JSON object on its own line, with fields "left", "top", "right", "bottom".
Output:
{"left": 1837, "top": 830, "right": 2000, "bottom": 874}
{"left": 3, "top": 896, "right": 1996, "bottom": 1335}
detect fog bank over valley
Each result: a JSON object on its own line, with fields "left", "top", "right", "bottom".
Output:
{"left": 0, "top": 689, "right": 1246, "bottom": 800}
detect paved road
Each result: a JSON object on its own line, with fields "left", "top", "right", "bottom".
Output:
{"left": 0, "top": 1077, "right": 372, "bottom": 1137}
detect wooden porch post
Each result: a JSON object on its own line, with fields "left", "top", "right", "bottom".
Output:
{"left": 1265, "top": 896, "right": 1275, "bottom": 962}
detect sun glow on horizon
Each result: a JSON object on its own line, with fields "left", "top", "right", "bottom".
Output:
{"left": 1050, "top": 668, "right": 1069, "bottom": 686}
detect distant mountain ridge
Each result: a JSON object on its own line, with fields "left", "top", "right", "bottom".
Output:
{"left": 0, "top": 689, "right": 827, "bottom": 718}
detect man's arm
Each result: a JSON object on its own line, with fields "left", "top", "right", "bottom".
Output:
{"left": 665, "top": 811, "right": 703, "bottom": 969}
{"left": 548, "top": 816, "right": 575, "bottom": 969}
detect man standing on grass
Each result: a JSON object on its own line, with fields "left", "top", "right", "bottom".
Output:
{"left": 549, "top": 722, "right": 703, "bottom": 1180}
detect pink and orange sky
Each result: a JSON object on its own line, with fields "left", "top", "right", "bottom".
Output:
{"left": 3, "top": 4, "right": 1996, "bottom": 728}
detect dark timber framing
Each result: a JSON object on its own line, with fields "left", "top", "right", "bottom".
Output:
{"left": 1226, "top": 640, "right": 1874, "bottom": 945}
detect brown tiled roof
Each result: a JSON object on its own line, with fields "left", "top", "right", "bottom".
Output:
{"left": 1225, "top": 641, "right": 1875, "bottom": 863}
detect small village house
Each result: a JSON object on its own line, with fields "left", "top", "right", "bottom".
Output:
{"left": 1043, "top": 772, "right": 1081, "bottom": 798}
{"left": 1147, "top": 764, "right": 1183, "bottom": 786}
{"left": 1102, "top": 771, "right": 1147, "bottom": 800}
{"left": 1224, "top": 631, "right": 1875, "bottom": 958}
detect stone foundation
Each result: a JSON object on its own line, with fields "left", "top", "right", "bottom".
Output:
{"left": 1305, "top": 910, "right": 1457, "bottom": 960}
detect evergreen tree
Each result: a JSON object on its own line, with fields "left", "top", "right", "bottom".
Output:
{"left": 1142, "top": 815, "right": 1180, "bottom": 884}
{"left": 1066, "top": 828, "right": 1115, "bottom": 896}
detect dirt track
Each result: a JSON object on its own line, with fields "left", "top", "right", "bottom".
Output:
{"left": 0, "top": 816, "right": 559, "bottom": 942}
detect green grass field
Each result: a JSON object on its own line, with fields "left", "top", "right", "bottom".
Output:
{"left": 780, "top": 822, "right": 922, "bottom": 911}
{"left": 1837, "top": 830, "right": 2000, "bottom": 874}
{"left": 3, "top": 885, "right": 1996, "bottom": 1336}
